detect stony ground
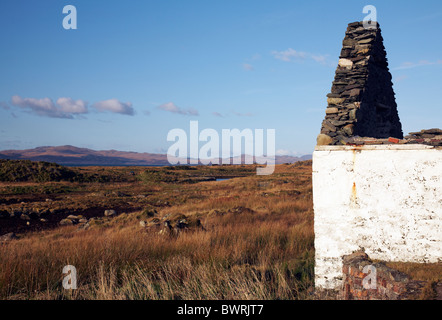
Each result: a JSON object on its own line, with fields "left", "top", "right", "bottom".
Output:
{"left": 0, "top": 161, "right": 316, "bottom": 300}
{"left": 1, "top": 160, "right": 439, "bottom": 300}
{"left": 0, "top": 163, "right": 255, "bottom": 235}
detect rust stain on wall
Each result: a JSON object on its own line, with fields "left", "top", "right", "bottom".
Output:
{"left": 351, "top": 182, "right": 357, "bottom": 204}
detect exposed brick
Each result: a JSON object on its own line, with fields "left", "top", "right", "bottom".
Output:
{"left": 388, "top": 137, "right": 400, "bottom": 143}
{"left": 341, "top": 251, "right": 431, "bottom": 300}
{"left": 393, "top": 284, "right": 405, "bottom": 294}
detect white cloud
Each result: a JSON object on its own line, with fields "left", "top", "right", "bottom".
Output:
{"left": 393, "top": 60, "right": 442, "bottom": 70}
{"left": 158, "top": 102, "right": 199, "bottom": 116}
{"left": 212, "top": 111, "right": 223, "bottom": 117}
{"left": 12, "top": 95, "right": 54, "bottom": 111}
{"left": 11, "top": 95, "right": 76, "bottom": 119}
{"left": 272, "top": 48, "right": 328, "bottom": 65}
{"left": 271, "top": 48, "right": 307, "bottom": 62}
{"left": 311, "top": 54, "right": 328, "bottom": 65}
{"left": 92, "top": 99, "right": 134, "bottom": 115}
{"left": 10, "top": 95, "right": 137, "bottom": 118}
{"left": 243, "top": 63, "right": 254, "bottom": 71}
{"left": 56, "top": 97, "right": 88, "bottom": 114}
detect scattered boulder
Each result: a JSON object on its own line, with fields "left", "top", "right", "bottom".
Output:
{"left": 159, "top": 220, "right": 174, "bottom": 236}
{"left": 0, "top": 232, "right": 18, "bottom": 242}
{"left": 112, "top": 191, "right": 128, "bottom": 197}
{"left": 77, "top": 222, "right": 90, "bottom": 230}
{"left": 207, "top": 209, "right": 226, "bottom": 217}
{"left": 228, "top": 206, "right": 255, "bottom": 215}
{"left": 141, "top": 207, "right": 157, "bottom": 218}
{"left": 20, "top": 214, "right": 30, "bottom": 221}
{"left": 145, "top": 218, "right": 161, "bottom": 230}
{"left": 59, "top": 219, "right": 74, "bottom": 226}
{"left": 164, "top": 220, "right": 172, "bottom": 230}
{"left": 104, "top": 209, "right": 116, "bottom": 217}
{"left": 153, "top": 214, "right": 206, "bottom": 235}
{"left": 175, "top": 219, "right": 189, "bottom": 232}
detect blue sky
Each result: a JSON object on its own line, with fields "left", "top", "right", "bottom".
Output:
{"left": 0, "top": 0, "right": 441, "bottom": 156}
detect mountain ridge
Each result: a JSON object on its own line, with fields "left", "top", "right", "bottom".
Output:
{"left": 0, "top": 145, "right": 312, "bottom": 166}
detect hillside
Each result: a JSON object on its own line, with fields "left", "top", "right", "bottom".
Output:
{"left": 0, "top": 145, "right": 170, "bottom": 166}
{"left": 0, "top": 145, "right": 311, "bottom": 166}
{"left": 0, "top": 159, "right": 81, "bottom": 182}
{"left": 0, "top": 159, "right": 116, "bottom": 183}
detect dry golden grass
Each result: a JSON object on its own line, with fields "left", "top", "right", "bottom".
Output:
{"left": 384, "top": 262, "right": 442, "bottom": 283}
{"left": 1, "top": 161, "right": 439, "bottom": 300}
{"left": 0, "top": 162, "right": 315, "bottom": 300}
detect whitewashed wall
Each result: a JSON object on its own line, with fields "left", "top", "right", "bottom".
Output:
{"left": 313, "top": 144, "right": 442, "bottom": 289}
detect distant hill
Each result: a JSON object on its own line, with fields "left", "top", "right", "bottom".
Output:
{"left": 0, "top": 145, "right": 170, "bottom": 166}
{"left": 0, "top": 145, "right": 311, "bottom": 166}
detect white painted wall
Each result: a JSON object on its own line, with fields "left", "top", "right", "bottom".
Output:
{"left": 313, "top": 144, "right": 442, "bottom": 289}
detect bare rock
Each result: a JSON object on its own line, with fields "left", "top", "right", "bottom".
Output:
{"left": 59, "top": 219, "right": 74, "bottom": 226}
{"left": 104, "top": 209, "right": 116, "bottom": 217}
{"left": 317, "top": 134, "right": 333, "bottom": 146}
{"left": 0, "top": 232, "right": 18, "bottom": 242}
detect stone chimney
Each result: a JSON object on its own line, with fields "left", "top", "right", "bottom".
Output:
{"left": 317, "top": 21, "right": 403, "bottom": 146}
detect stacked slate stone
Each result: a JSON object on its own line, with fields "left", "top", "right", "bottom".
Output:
{"left": 333, "top": 128, "right": 442, "bottom": 147}
{"left": 405, "top": 128, "right": 442, "bottom": 146}
{"left": 317, "top": 21, "right": 403, "bottom": 145}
